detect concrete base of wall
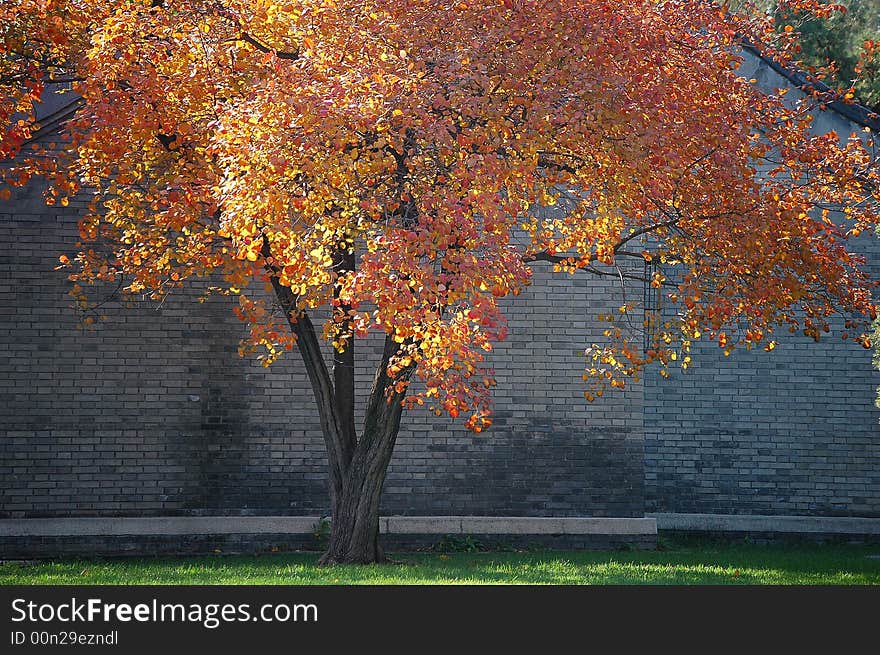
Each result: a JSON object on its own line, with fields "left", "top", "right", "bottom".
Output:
{"left": 0, "top": 516, "right": 657, "bottom": 558}
{"left": 650, "top": 513, "right": 880, "bottom": 535}
{"left": 9, "top": 513, "right": 880, "bottom": 556}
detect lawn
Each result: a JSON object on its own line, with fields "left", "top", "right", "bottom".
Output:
{"left": 2, "top": 541, "right": 879, "bottom": 585}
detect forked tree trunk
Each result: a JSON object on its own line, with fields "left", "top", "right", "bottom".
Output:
{"left": 319, "top": 334, "right": 407, "bottom": 564}
{"left": 318, "top": 337, "right": 407, "bottom": 564}
{"left": 266, "top": 246, "right": 409, "bottom": 564}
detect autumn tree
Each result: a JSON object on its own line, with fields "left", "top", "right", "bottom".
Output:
{"left": 2, "top": 0, "right": 879, "bottom": 563}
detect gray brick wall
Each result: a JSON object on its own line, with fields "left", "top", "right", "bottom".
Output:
{"left": 643, "top": 51, "right": 880, "bottom": 519}
{"left": 644, "top": 314, "right": 880, "bottom": 517}
{"left": 0, "top": 179, "right": 644, "bottom": 521}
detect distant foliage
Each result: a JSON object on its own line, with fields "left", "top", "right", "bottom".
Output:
{"left": 733, "top": 0, "right": 880, "bottom": 109}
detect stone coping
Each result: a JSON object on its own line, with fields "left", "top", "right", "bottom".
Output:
{"left": 8, "top": 514, "right": 879, "bottom": 537}
{"left": 0, "top": 516, "right": 656, "bottom": 537}
{"left": 649, "top": 513, "right": 880, "bottom": 535}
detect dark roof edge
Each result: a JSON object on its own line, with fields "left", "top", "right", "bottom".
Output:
{"left": 740, "top": 38, "right": 880, "bottom": 133}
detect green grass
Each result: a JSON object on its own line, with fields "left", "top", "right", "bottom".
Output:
{"left": 2, "top": 542, "right": 879, "bottom": 585}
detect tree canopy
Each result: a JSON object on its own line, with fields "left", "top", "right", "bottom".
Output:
{"left": 2, "top": 0, "right": 879, "bottom": 428}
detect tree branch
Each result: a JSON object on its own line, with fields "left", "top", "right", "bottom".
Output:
{"left": 360, "top": 335, "right": 415, "bottom": 455}
{"left": 523, "top": 249, "right": 643, "bottom": 265}
{"left": 261, "top": 236, "right": 351, "bottom": 498}
{"left": 238, "top": 32, "right": 300, "bottom": 60}
{"left": 332, "top": 246, "right": 357, "bottom": 463}
{"left": 614, "top": 217, "right": 680, "bottom": 252}
{"left": 522, "top": 251, "right": 577, "bottom": 264}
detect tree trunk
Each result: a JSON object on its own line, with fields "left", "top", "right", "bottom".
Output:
{"left": 318, "top": 435, "right": 395, "bottom": 565}
{"left": 266, "top": 239, "right": 411, "bottom": 565}
{"left": 319, "top": 335, "right": 408, "bottom": 565}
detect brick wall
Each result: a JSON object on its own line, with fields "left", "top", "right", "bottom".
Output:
{"left": 644, "top": 309, "right": 880, "bottom": 517}
{"left": 0, "top": 179, "right": 645, "bottom": 520}
{"left": 642, "top": 51, "right": 880, "bottom": 519}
